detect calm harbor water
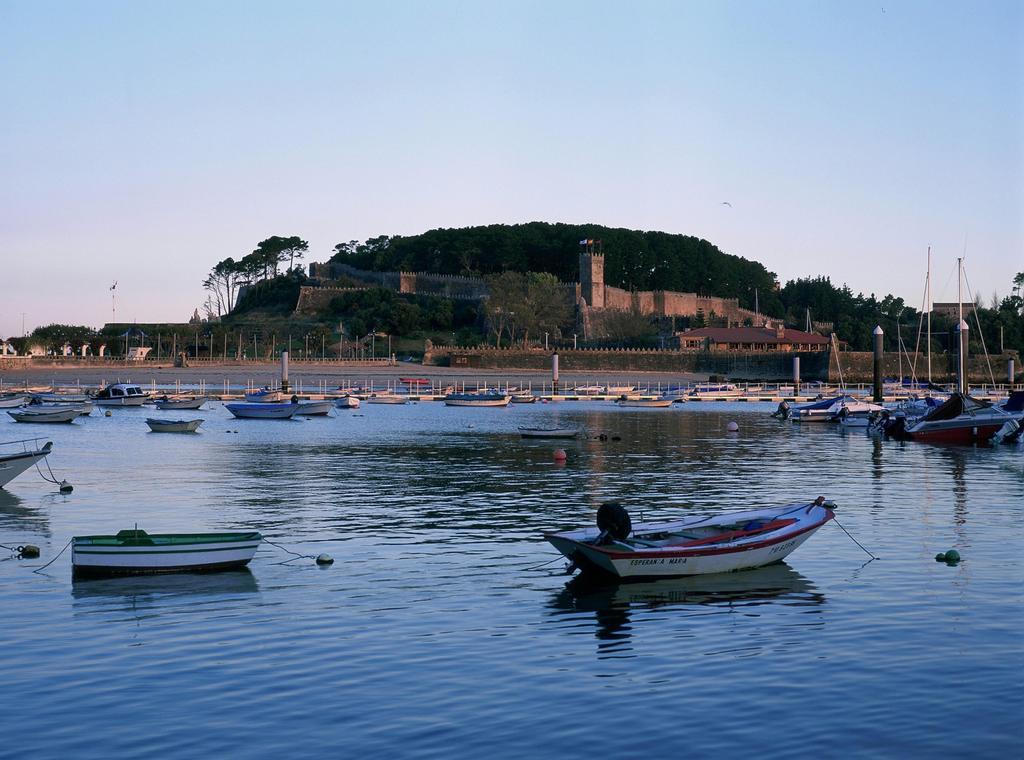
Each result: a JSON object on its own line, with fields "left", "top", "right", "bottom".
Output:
{"left": 1, "top": 401, "right": 1021, "bottom": 758}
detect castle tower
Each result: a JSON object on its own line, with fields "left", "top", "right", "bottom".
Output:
{"left": 579, "top": 240, "right": 605, "bottom": 309}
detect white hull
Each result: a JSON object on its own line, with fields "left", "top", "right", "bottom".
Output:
{"left": 146, "top": 418, "right": 203, "bottom": 432}
{"left": 367, "top": 396, "right": 409, "bottom": 405}
{"left": 0, "top": 442, "right": 52, "bottom": 488}
{"left": 547, "top": 502, "right": 833, "bottom": 579}
{"left": 155, "top": 397, "right": 208, "bottom": 410}
{"left": 93, "top": 396, "right": 149, "bottom": 407}
{"left": 444, "top": 397, "right": 511, "bottom": 407}
{"left": 72, "top": 536, "right": 261, "bottom": 576}
{"left": 616, "top": 398, "right": 673, "bottom": 408}
{"left": 335, "top": 396, "right": 360, "bottom": 409}
{"left": 295, "top": 401, "right": 334, "bottom": 416}
{"left": 0, "top": 396, "right": 28, "bottom": 408}
{"left": 8, "top": 408, "right": 80, "bottom": 423}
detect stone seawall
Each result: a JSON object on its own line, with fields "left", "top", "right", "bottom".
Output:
{"left": 829, "top": 352, "right": 1019, "bottom": 384}
{"left": 424, "top": 345, "right": 832, "bottom": 379}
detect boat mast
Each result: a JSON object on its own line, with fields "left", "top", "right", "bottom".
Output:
{"left": 957, "top": 256, "right": 964, "bottom": 395}
{"left": 926, "top": 247, "right": 931, "bottom": 384}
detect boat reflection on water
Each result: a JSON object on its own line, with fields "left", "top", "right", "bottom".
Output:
{"left": 71, "top": 568, "right": 260, "bottom": 602}
{"left": 0, "top": 489, "right": 50, "bottom": 533}
{"left": 549, "top": 563, "right": 824, "bottom": 653}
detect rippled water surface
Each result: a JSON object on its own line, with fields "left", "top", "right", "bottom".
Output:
{"left": 1, "top": 401, "right": 1022, "bottom": 758}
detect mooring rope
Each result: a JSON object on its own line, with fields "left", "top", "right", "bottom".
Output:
{"left": 523, "top": 555, "right": 566, "bottom": 572}
{"left": 832, "top": 516, "right": 879, "bottom": 561}
{"left": 31, "top": 538, "right": 73, "bottom": 574}
{"left": 33, "top": 456, "right": 69, "bottom": 490}
{"left": 262, "top": 537, "right": 317, "bottom": 564}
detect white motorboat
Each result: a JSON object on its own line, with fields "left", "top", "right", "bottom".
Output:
{"left": 0, "top": 395, "right": 28, "bottom": 409}
{"left": 546, "top": 499, "right": 835, "bottom": 579}
{"left": 511, "top": 394, "right": 537, "bottom": 404}
{"left": 335, "top": 396, "right": 360, "bottom": 409}
{"left": 518, "top": 427, "right": 578, "bottom": 439}
{"left": 145, "top": 418, "right": 204, "bottom": 433}
{"left": 0, "top": 439, "right": 53, "bottom": 488}
{"left": 224, "top": 402, "right": 299, "bottom": 419}
{"left": 72, "top": 528, "right": 262, "bottom": 577}
{"left": 154, "top": 396, "right": 208, "bottom": 410}
{"left": 93, "top": 383, "right": 150, "bottom": 407}
{"left": 787, "top": 395, "right": 858, "bottom": 422}
{"left": 615, "top": 396, "right": 673, "bottom": 408}
{"left": 295, "top": 400, "right": 334, "bottom": 416}
{"left": 8, "top": 407, "right": 80, "bottom": 423}
{"left": 604, "top": 385, "right": 636, "bottom": 394}
{"left": 444, "top": 392, "right": 511, "bottom": 407}
{"left": 830, "top": 399, "right": 885, "bottom": 426}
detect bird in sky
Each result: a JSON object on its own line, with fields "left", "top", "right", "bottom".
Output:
{"left": 720, "top": 201, "right": 732, "bottom": 207}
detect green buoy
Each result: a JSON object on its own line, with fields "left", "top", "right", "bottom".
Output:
{"left": 935, "top": 552, "right": 947, "bottom": 562}
{"left": 944, "top": 549, "right": 961, "bottom": 563}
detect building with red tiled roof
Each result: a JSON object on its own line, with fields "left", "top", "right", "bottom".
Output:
{"left": 674, "top": 327, "right": 834, "bottom": 352}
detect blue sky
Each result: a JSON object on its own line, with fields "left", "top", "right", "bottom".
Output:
{"left": 1, "top": 0, "right": 1020, "bottom": 336}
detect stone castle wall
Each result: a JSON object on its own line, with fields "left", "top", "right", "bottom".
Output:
{"left": 306, "top": 258, "right": 780, "bottom": 330}
{"left": 314, "top": 262, "right": 488, "bottom": 300}
{"left": 294, "top": 286, "right": 369, "bottom": 315}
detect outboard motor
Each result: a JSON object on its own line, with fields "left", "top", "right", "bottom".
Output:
{"left": 884, "top": 414, "right": 911, "bottom": 441}
{"left": 596, "top": 502, "right": 632, "bottom": 545}
{"left": 771, "top": 400, "right": 790, "bottom": 420}
{"left": 993, "top": 419, "right": 1022, "bottom": 445}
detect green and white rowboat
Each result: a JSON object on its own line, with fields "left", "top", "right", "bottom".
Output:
{"left": 72, "top": 529, "right": 262, "bottom": 577}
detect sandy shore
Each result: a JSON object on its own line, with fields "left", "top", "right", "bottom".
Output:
{"left": 0, "top": 360, "right": 708, "bottom": 391}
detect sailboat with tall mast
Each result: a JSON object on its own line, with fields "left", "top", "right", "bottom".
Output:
{"left": 904, "top": 257, "right": 1016, "bottom": 444}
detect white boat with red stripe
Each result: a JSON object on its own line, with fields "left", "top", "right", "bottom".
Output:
{"left": 546, "top": 498, "right": 835, "bottom": 579}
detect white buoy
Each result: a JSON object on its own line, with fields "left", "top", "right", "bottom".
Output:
{"left": 316, "top": 553, "right": 334, "bottom": 565}
{"left": 727, "top": 421, "right": 739, "bottom": 432}
{"left": 105, "top": 410, "right": 112, "bottom": 417}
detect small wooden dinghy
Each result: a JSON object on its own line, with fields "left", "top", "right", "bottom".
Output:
{"left": 366, "top": 394, "right": 408, "bottom": 405}
{"left": 225, "top": 402, "right": 298, "bottom": 419}
{"left": 145, "top": 418, "right": 203, "bottom": 433}
{"left": 155, "top": 396, "right": 208, "bottom": 410}
{"left": 294, "top": 400, "right": 334, "bottom": 416}
{"left": 519, "top": 427, "right": 578, "bottom": 439}
{"left": 546, "top": 498, "right": 835, "bottom": 579}
{"left": 444, "top": 392, "right": 511, "bottom": 407}
{"left": 614, "top": 396, "right": 673, "bottom": 408}
{"left": 72, "top": 529, "right": 262, "bottom": 577}
{"left": 8, "top": 407, "right": 80, "bottom": 423}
